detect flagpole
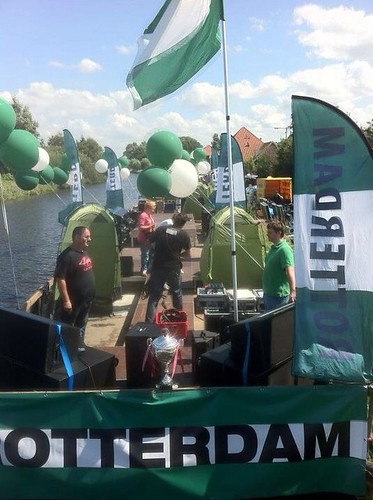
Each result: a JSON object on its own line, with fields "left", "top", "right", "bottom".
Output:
{"left": 221, "top": 6, "right": 239, "bottom": 322}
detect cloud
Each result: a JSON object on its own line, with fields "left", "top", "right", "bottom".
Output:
{"left": 49, "top": 60, "right": 67, "bottom": 69}
{"left": 293, "top": 5, "right": 373, "bottom": 61}
{"left": 248, "top": 16, "right": 265, "bottom": 32}
{"left": 77, "top": 58, "right": 103, "bottom": 73}
{"left": 229, "top": 80, "right": 256, "bottom": 99}
{"left": 179, "top": 82, "right": 223, "bottom": 110}
{"left": 10, "top": 41, "right": 373, "bottom": 157}
{"left": 116, "top": 45, "right": 132, "bottom": 55}
{"left": 232, "top": 45, "right": 245, "bottom": 53}
{"left": 49, "top": 58, "right": 103, "bottom": 73}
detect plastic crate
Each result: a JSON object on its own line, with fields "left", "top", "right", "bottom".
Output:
{"left": 155, "top": 310, "right": 188, "bottom": 340}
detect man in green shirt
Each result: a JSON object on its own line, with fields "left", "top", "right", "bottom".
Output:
{"left": 262, "top": 220, "right": 295, "bottom": 311}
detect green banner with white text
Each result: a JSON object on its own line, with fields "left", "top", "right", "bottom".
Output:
{"left": 0, "top": 385, "right": 367, "bottom": 499}
{"left": 292, "top": 95, "right": 373, "bottom": 383}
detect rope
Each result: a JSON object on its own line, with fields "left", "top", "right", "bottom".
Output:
{"left": 39, "top": 177, "right": 68, "bottom": 206}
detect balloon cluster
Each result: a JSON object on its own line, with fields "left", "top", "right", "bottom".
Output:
{"left": 0, "top": 98, "right": 69, "bottom": 190}
{"left": 137, "top": 130, "right": 208, "bottom": 199}
{"left": 94, "top": 154, "right": 130, "bottom": 181}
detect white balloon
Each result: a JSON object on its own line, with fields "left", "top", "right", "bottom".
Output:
{"left": 95, "top": 159, "right": 108, "bottom": 174}
{"left": 32, "top": 148, "right": 50, "bottom": 172}
{"left": 120, "top": 167, "right": 130, "bottom": 181}
{"left": 168, "top": 159, "right": 198, "bottom": 198}
{"left": 196, "top": 160, "right": 211, "bottom": 175}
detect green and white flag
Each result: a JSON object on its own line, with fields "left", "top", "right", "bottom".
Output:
{"left": 63, "top": 129, "right": 82, "bottom": 204}
{"left": 215, "top": 133, "right": 246, "bottom": 210}
{"left": 292, "top": 95, "right": 373, "bottom": 383}
{"left": 126, "top": 0, "right": 223, "bottom": 110}
{"left": 103, "top": 146, "right": 124, "bottom": 210}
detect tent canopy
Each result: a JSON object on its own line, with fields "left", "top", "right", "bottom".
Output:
{"left": 199, "top": 207, "right": 269, "bottom": 289}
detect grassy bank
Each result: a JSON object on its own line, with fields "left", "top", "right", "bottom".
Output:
{"left": 0, "top": 174, "right": 66, "bottom": 202}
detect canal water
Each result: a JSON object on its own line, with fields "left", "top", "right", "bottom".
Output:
{"left": 0, "top": 174, "right": 140, "bottom": 309}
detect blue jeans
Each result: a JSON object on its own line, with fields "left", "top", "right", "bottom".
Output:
{"left": 145, "top": 268, "right": 182, "bottom": 323}
{"left": 140, "top": 241, "right": 150, "bottom": 273}
{"left": 263, "top": 294, "right": 289, "bottom": 311}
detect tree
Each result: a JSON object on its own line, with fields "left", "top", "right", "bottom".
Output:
{"left": 129, "top": 158, "right": 141, "bottom": 172}
{"left": 46, "top": 134, "right": 64, "bottom": 168}
{"left": 124, "top": 142, "right": 147, "bottom": 162}
{"left": 47, "top": 133, "right": 64, "bottom": 148}
{"left": 12, "top": 97, "right": 40, "bottom": 140}
{"left": 179, "top": 136, "right": 202, "bottom": 152}
{"left": 362, "top": 120, "right": 373, "bottom": 149}
{"left": 76, "top": 137, "right": 104, "bottom": 184}
{"left": 141, "top": 158, "right": 151, "bottom": 169}
{"left": 274, "top": 136, "right": 293, "bottom": 177}
{"left": 77, "top": 137, "right": 103, "bottom": 162}
{"left": 252, "top": 155, "right": 274, "bottom": 178}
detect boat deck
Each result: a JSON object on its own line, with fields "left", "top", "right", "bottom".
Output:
{"left": 85, "top": 214, "right": 205, "bottom": 387}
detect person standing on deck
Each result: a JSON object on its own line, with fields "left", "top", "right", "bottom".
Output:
{"left": 137, "top": 200, "right": 156, "bottom": 276}
{"left": 145, "top": 213, "right": 191, "bottom": 323}
{"left": 263, "top": 220, "right": 295, "bottom": 311}
{"left": 54, "top": 226, "right": 96, "bottom": 352}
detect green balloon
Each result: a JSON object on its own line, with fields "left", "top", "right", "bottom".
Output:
{"left": 59, "top": 153, "right": 71, "bottom": 172}
{"left": 0, "top": 129, "right": 39, "bottom": 172}
{"left": 52, "top": 166, "right": 69, "bottom": 185}
{"left": 0, "top": 99, "right": 16, "bottom": 144}
{"left": 146, "top": 131, "right": 182, "bottom": 169}
{"left": 14, "top": 170, "right": 39, "bottom": 191}
{"left": 193, "top": 147, "right": 206, "bottom": 162}
{"left": 118, "top": 155, "right": 129, "bottom": 167}
{"left": 39, "top": 165, "right": 55, "bottom": 184}
{"left": 137, "top": 167, "right": 171, "bottom": 198}
{"left": 181, "top": 149, "right": 191, "bottom": 161}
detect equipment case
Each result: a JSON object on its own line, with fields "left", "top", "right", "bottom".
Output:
{"left": 192, "top": 330, "right": 220, "bottom": 383}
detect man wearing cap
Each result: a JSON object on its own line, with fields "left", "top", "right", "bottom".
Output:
{"left": 145, "top": 213, "right": 191, "bottom": 323}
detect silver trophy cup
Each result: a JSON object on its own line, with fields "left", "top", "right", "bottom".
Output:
{"left": 149, "top": 330, "right": 182, "bottom": 389}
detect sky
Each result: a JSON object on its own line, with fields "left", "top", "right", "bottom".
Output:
{"left": 1, "top": 0, "right": 373, "bottom": 157}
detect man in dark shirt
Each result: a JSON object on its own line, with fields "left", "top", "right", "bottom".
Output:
{"left": 145, "top": 213, "right": 191, "bottom": 323}
{"left": 54, "top": 226, "right": 96, "bottom": 351}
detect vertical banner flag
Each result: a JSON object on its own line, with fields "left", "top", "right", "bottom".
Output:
{"left": 126, "top": 0, "right": 223, "bottom": 109}
{"left": 292, "top": 95, "right": 373, "bottom": 382}
{"left": 215, "top": 133, "right": 246, "bottom": 209}
{"left": 103, "top": 147, "right": 124, "bottom": 210}
{"left": 209, "top": 146, "right": 219, "bottom": 188}
{"left": 63, "top": 129, "right": 82, "bottom": 204}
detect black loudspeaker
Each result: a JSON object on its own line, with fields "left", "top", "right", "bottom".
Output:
{"left": 0, "top": 306, "right": 80, "bottom": 374}
{"left": 199, "top": 343, "right": 242, "bottom": 386}
{"left": 192, "top": 330, "right": 220, "bottom": 383}
{"left": 199, "top": 304, "right": 313, "bottom": 387}
{"left": 0, "top": 347, "right": 116, "bottom": 391}
{"left": 120, "top": 256, "right": 134, "bottom": 277}
{"left": 125, "top": 322, "right": 163, "bottom": 388}
{"left": 204, "top": 310, "right": 258, "bottom": 343}
{"left": 228, "top": 303, "right": 294, "bottom": 383}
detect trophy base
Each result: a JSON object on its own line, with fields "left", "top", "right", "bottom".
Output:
{"left": 155, "top": 382, "right": 179, "bottom": 390}
{"left": 155, "top": 373, "right": 178, "bottom": 390}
